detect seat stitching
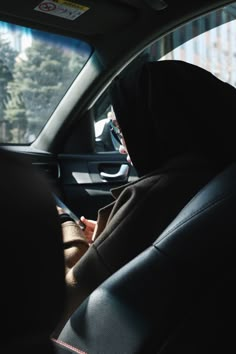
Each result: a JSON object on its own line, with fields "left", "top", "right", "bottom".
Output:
{"left": 51, "top": 337, "right": 87, "bottom": 354}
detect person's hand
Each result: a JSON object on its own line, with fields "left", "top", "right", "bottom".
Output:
{"left": 78, "top": 216, "right": 97, "bottom": 244}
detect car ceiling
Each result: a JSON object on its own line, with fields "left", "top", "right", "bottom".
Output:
{"left": 0, "top": 0, "right": 233, "bottom": 69}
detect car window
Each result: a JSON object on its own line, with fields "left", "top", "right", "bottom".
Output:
{"left": 94, "top": 103, "right": 121, "bottom": 152}
{"left": 158, "top": 5, "right": 236, "bottom": 86}
{"left": 94, "top": 2, "right": 236, "bottom": 152}
{"left": 0, "top": 20, "right": 92, "bottom": 144}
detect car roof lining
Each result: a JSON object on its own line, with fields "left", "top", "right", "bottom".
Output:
{"left": 0, "top": 1, "right": 233, "bottom": 74}
{"left": 0, "top": 1, "right": 232, "bottom": 45}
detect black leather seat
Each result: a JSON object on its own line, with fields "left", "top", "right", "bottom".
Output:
{"left": 2, "top": 148, "right": 66, "bottom": 354}
{"left": 55, "top": 161, "right": 236, "bottom": 353}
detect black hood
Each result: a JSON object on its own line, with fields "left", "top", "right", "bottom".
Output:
{"left": 110, "top": 60, "right": 236, "bottom": 176}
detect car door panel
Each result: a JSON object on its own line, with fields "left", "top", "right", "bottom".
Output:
{"left": 57, "top": 152, "right": 138, "bottom": 220}
{"left": 12, "top": 149, "right": 136, "bottom": 221}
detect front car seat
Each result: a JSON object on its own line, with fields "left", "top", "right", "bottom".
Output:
{"left": 2, "top": 148, "right": 66, "bottom": 354}
{"left": 55, "top": 161, "right": 236, "bottom": 353}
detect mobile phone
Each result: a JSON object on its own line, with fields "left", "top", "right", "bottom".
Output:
{"left": 53, "top": 193, "right": 86, "bottom": 230}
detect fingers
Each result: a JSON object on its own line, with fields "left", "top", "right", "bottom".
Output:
{"left": 80, "top": 216, "right": 96, "bottom": 229}
{"left": 79, "top": 216, "right": 97, "bottom": 244}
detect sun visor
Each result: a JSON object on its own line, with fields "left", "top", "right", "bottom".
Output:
{"left": 0, "top": 0, "right": 137, "bottom": 36}
{"left": 116, "top": 0, "right": 168, "bottom": 10}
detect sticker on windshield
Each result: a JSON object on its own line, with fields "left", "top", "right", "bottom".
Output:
{"left": 34, "top": 0, "right": 89, "bottom": 20}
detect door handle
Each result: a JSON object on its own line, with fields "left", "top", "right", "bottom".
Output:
{"left": 100, "top": 164, "right": 129, "bottom": 181}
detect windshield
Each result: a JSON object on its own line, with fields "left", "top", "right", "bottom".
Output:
{"left": 0, "top": 20, "right": 92, "bottom": 144}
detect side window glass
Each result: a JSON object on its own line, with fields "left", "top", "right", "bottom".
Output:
{"left": 94, "top": 93, "right": 120, "bottom": 152}
{"left": 0, "top": 20, "right": 92, "bottom": 144}
{"left": 147, "top": 3, "right": 236, "bottom": 86}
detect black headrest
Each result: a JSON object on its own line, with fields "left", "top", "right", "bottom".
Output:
{"left": 57, "top": 162, "right": 236, "bottom": 353}
{"left": 2, "top": 149, "right": 65, "bottom": 353}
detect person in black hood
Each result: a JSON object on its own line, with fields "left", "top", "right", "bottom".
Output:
{"left": 53, "top": 60, "right": 236, "bottom": 337}
{"left": 111, "top": 59, "right": 236, "bottom": 176}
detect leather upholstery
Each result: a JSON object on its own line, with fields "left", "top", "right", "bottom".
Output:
{"left": 57, "top": 162, "right": 236, "bottom": 353}
{"left": 2, "top": 149, "right": 66, "bottom": 354}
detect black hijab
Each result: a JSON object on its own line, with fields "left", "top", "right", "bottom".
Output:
{"left": 110, "top": 60, "right": 236, "bottom": 176}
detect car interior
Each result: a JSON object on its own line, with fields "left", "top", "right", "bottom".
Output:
{"left": 1, "top": 148, "right": 66, "bottom": 354}
{"left": 2, "top": 0, "right": 236, "bottom": 353}
{"left": 56, "top": 160, "right": 236, "bottom": 354}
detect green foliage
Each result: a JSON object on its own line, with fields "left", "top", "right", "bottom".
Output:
{"left": 4, "top": 86, "right": 27, "bottom": 143}
{"left": 0, "top": 33, "right": 18, "bottom": 71}
{"left": 2, "top": 37, "right": 85, "bottom": 143}
{"left": 0, "top": 34, "right": 18, "bottom": 126}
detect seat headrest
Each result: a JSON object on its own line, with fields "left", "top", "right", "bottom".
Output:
{"left": 155, "top": 161, "right": 236, "bottom": 275}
